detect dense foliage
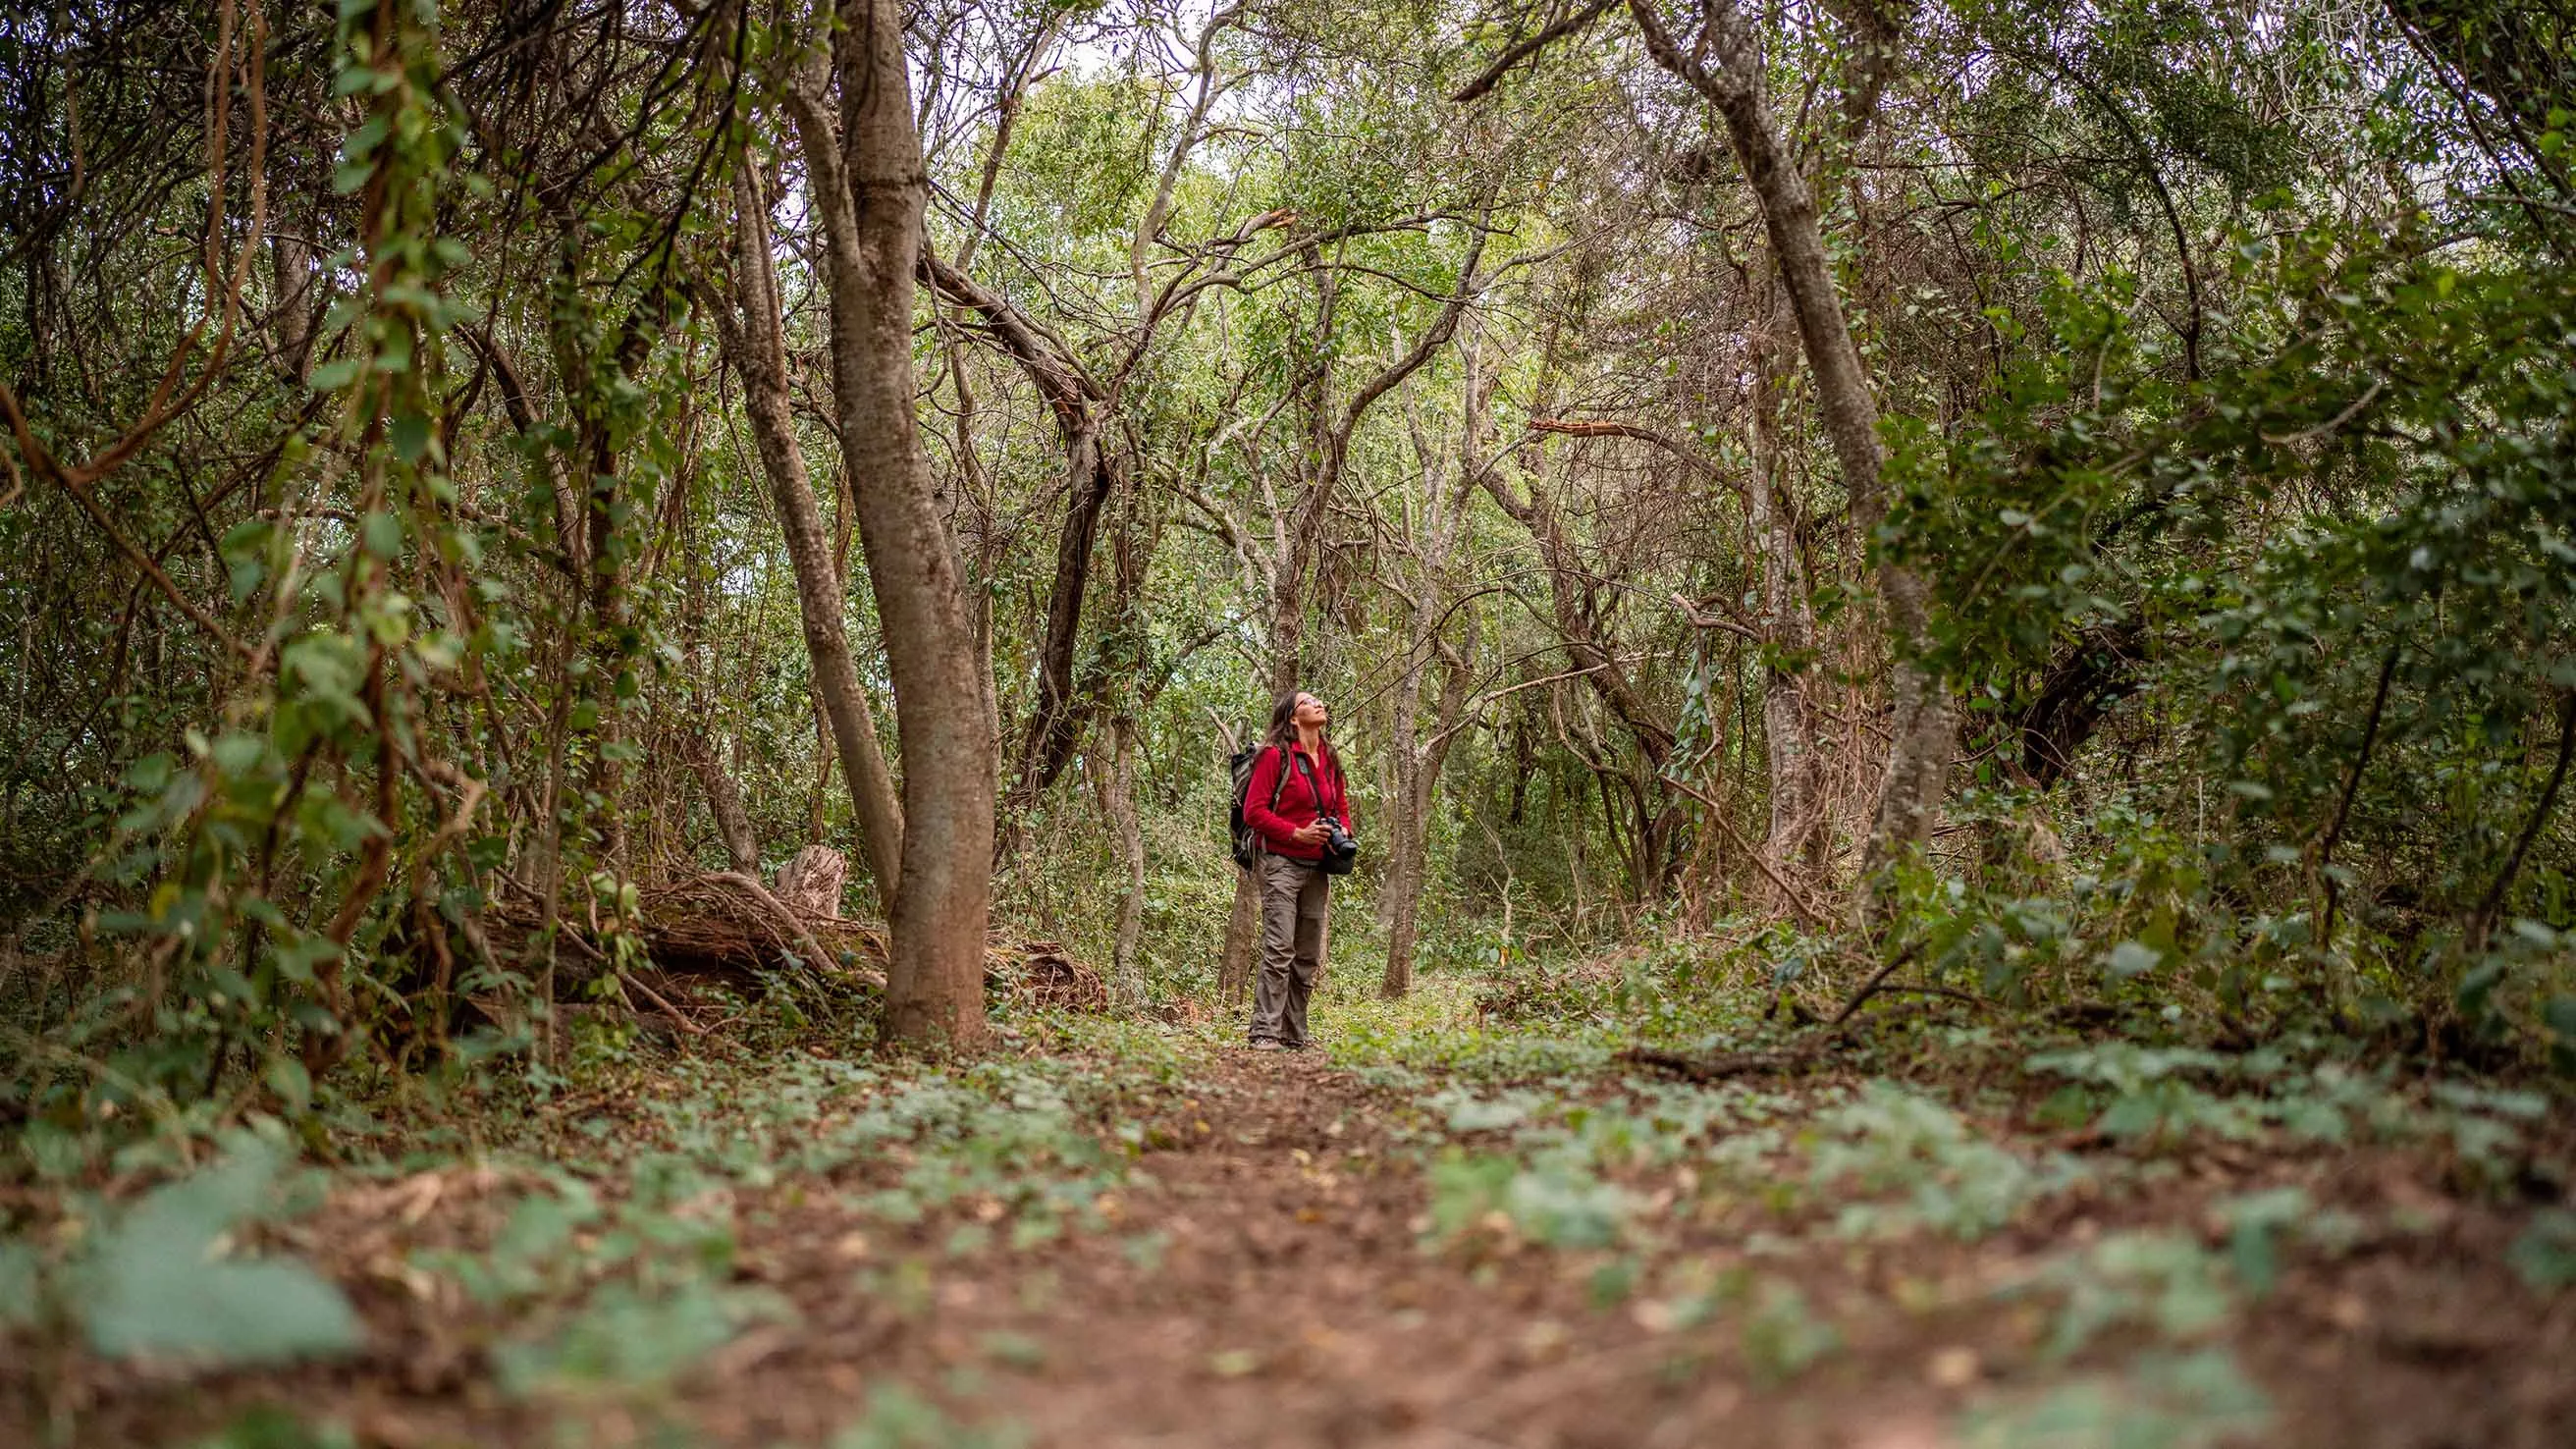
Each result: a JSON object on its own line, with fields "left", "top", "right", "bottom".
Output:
{"left": 4, "top": 0, "right": 2573, "bottom": 1182}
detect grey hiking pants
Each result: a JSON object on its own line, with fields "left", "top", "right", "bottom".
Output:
{"left": 1251, "top": 852, "right": 1330, "bottom": 1047}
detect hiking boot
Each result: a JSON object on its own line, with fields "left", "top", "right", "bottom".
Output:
{"left": 1249, "top": 1039, "right": 1283, "bottom": 1052}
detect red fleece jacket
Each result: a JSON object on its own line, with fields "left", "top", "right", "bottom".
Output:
{"left": 1243, "top": 740, "right": 1352, "bottom": 862}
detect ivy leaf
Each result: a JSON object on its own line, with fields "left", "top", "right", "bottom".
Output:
{"left": 78, "top": 1144, "right": 364, "bottom": 1366}
{"left": 305, "top": 357, "right": 362, "bottom": 391}
{"left": 2106, "top": 939, "right": 2163, "bottom": 980}
{"left": 0, "top": 1240, "right": 40, "bottom": 1328}
{"left": 2508, "top": 1210, "right": 2576, "bottom": 1292}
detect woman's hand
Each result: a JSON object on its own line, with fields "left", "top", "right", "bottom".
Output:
{"left": 1292, "top": 821, "right": 1328, "bottom": 846}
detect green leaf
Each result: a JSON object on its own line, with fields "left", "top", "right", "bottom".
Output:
{"left": 266, "top": 1056, "right": 314, "bottom": 1114}
{"left": 80, "top": 1146, "right": 364, "bottom": 1366}
{"left": 361, "top": 510, "right": 403, "bottom": 561}
{"left": 338, "top": 115, "right": 390, "bottom": 165}
{"left": 0, "top": 1239, "right": 41, "bottom": 1328}
{"left": 2106, "top": 939, "right": 2163, "bottom": 980}
{"left": 87, "top": 1259, "right": 364, "bottom": 1366}
{"left": 2508, "top": 1210, "right": 2576, "bottom": 1292}
{"left": 390, "top": 411, "right": 434, "bottom": 464}
{"left": 492, "top": 1281, "right": 775, "bottom": 1397}
{"left": 192, "top": 1404, "right": 358, "bottom": 1449}
{"left": 305, "top": 357, "right": 363, "bottom": 391}
{"left": 272, "top": 933, "right": 344, "bottom": 986}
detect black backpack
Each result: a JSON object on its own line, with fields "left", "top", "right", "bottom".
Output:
{"left": 1228, "top": 742, "right": 1288, "bottom": 869}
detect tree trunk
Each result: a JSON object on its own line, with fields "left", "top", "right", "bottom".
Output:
{"left": 1383, "top": 333, "right": 1491, "bottom": 997}
{"left": 1630, "top": 0, "right": 1949, "bottom": 930}
{"left": 1384, "top": 608, "right": 1478, "bottom": 998}
{"left": 717, "top": 163, "right": 906, "bottom": 913}
{"left": 1015, "top": 422, "right": 1119, "bottom": 800}
{"left": 270, "top": 230, "right": 315, "bottom": 381}
{"left": 777, "top": 844, "right": 851, "bottom": 920}
{"left": 1385, "top": 621, "right": 1425, "bottom": 996}
{"left": 1747, "top": 293, "right": 1825, "bottom": 902}
{"left": 919, "top": 254, "right": 1118, "bottom": 813}
{"left": 1101, "top": 712, "right": 1148, "bottom": 1008}
{"left": 1217, "top": 861, "right": 1261, "bottom": 1008}
{"left": 791, "top": 0, "right": 995, "bottom": 1049}
{"left": 691, "top": 735, "right": 762, "bottom": 876}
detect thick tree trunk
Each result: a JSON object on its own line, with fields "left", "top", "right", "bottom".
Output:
{"left": 1630, "top": 0, "right": 1949, "bottom": 930}
{"left": 718, "top": 164, "right": 906, "bottom": 912}
{"left": 790, "top": 0, "right": 995, "bottom": 1049}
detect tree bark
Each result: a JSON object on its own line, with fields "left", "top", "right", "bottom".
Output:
{"left": 1747, "top": 292, "right": 1826, "bottom": 899}
{"left": 270, "top": 229, "right": 315, "bottom": 381}
{"left": 1630, "top": 0, "right": 1949, "bottom": 930}
{"left": 1101, "top": 712, "right": 1148, "bottom": 1008}
{"left": 691, "top": 733, "right": 762, "bottom": 877}
{"left": 789, "top": 0, "right": 995, "bottom": 1049}
{"left": 776, "top": 843, "right": 851, "bottom": 920}
{"left": 715, "top": 163, "right": 906, "bottom": 913}
{"left": 1385, "top": 606, "right": 1478, "bottom": 998}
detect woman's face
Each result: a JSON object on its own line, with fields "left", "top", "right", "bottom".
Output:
{"left": 1294, "top": 693, "right": 1329, "bottom": 730}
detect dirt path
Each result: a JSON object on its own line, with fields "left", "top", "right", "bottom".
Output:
{"left": 698, "top": 1048, "right": 2575, "bottom": 1449}
{"left": 706, "top": 1047, "right": 1899, "bottom": 1449}
{"left": 16, "top": 1039, "right": 2576, "bottom": 1448}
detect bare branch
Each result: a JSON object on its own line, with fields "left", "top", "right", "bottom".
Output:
{"left": 1453, "top": 1, "right": 1617, "bottom": 104}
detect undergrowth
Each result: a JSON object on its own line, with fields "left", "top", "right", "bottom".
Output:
{"left": 4, "top": 932, "right": 2571, "bottom": 1447}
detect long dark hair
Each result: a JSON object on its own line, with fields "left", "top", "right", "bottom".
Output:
{"left": 1264, "top": 688, "right": 1345, "bottom": 792}
{"left": 1264, "top": 689, "right": 1304, "bottom": 747}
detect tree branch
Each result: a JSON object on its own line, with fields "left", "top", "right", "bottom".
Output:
{"left": 1453, "top": 1, "right": 1616, "bottom": 104}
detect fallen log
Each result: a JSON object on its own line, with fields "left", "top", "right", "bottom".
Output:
{"left": 648, "top": 871, "right": 885, "bottom": 988}
{"left": 477, "top": 872, "right": 1105, "bottom": 1012}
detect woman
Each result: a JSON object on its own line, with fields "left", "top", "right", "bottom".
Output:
{"left": 1240, "top": 689, "right": 1352, "bottom": 1051}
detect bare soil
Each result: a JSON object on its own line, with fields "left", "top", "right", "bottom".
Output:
{"left": 13, "top": 1045, "right": 2575, "bottom": 1448}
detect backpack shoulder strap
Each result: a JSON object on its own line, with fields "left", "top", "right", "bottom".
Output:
{"left": 1266, "top": 744, "right": 1297, "bottom": 809}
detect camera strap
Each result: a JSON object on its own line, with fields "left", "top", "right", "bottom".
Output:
{"left": 1288, "top": 747, "right": 1327, "bottom": 817}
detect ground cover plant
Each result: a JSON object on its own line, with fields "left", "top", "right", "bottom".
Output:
{"left": 6, "top": 0, "right": 2576, "bottom": 1443}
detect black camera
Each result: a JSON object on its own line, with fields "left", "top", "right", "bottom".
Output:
{"left": 1317, "top": 815, "right": 1360, "bottom": 876}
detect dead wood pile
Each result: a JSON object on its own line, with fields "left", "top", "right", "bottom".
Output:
{"left": 481, "top": 872, "right": 1104, "bottom": 1011}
